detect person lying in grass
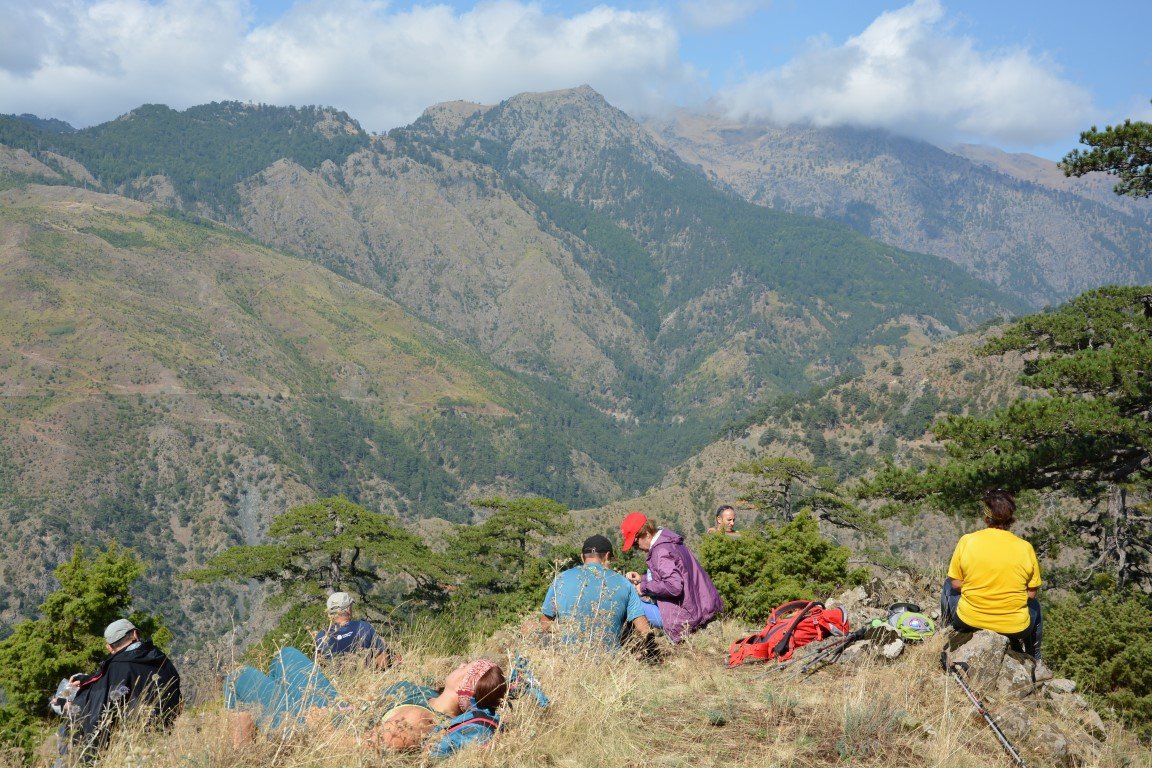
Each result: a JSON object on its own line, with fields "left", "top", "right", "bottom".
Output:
{"left": 225, "top": 647, "right": 507, "bottom": 756}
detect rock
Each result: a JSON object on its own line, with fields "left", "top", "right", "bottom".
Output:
{"left": 1078, "top": 707, "right": 1107, "bottom": 740}
{"left": 840, "top": 643, "right": 868, "bottom": 660}
{"left": 947, "top": 630, "right": 1008, "bottom": 688}
{"left": 1031, "top": 722, "right": 1070, "bottom": 766}
{"left": 828, "top": 585, "right": 868, "bottom": 611}
{"left": 880, "top": 638, "right": 905, "bottom": 659}
{"left": 946, "top": 631, "right": 1040, "bottom": 696}
{"left": 1046, "top": 678, "right": 1077, "bottom": 694}
{"left": 993, "top": 703, "right": 1030, "bottom": 740}
{"left": 1043, "top": 684, "right": 1108, "bottom": 742}
{"left": 1005, "top": 655, "right": 1037, "bottom": 692}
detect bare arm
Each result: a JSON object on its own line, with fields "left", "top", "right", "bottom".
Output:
{"left": 540, "top": 614, "right": 555, "bottom": 632}
{"left": 229, "top": 711, "right": 256, "bottom": 749}
{"left": 367, "top": 707, "right": 437, "bottom": 752}
{"left": 950, "top": 578, "right": 963, "bottom": 591}
{"left": 632, "top": 616, "right": 652, "bottom": 634}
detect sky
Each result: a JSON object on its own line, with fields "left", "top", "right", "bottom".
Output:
{"left": 1, "top": 0, "right": 1148, "bottom": 159}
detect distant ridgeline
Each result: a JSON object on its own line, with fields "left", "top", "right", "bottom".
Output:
{"left": 0, "top": 103, "right": 370, "bottom": 213}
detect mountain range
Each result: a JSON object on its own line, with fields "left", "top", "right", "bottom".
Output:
{"left": 648, "top": 111, "right": 1152, "bottom": 306}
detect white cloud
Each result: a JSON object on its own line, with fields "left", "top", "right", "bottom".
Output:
{"left": 679, "top": 0, "right": 771, "bottom": 32}
{"left": 0, "top": 0, "right": 251, "bottom": 125}
{"left": 0, "top": 0, "right": 698, "bottom": 131}
{"left": 717, "top": 0, "right": 1094, "bottom": 148}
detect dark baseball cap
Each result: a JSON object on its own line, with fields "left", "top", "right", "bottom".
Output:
{"left": 582, "top": 534, "right": 614, "bottom": 555}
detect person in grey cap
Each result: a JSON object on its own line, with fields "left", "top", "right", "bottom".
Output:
{"left": 314, "top": 591, "right": 396, "bottom": 669}
{"left": 540, "top": 535, "right": 652, "bottom": 650}
{"left": 63, "top": 618, "right": 181, "bottom": 759}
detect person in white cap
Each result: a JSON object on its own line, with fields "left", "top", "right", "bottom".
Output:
{"left": 314, "top": 591, "right": 396, "bottom": 669}
{"left": 64, "top": 618, "right": 181, "bottom": 759}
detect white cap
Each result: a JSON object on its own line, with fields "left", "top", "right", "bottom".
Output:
{"left": 103, "top": 619, "right": 137, "bottom": 645}
{"left": 326, "top": 592, "right": 353, "bottom": 612}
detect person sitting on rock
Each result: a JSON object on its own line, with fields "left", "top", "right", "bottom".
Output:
{"left": 941, "top": 489, "right": 1043, "bottom": 660}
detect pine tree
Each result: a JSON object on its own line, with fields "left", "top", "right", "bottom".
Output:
{"left": 184, "top": 496, "right": 444, "bottom": 619}
{"left": 435, "top": 496, "right": 573, "bottom": 645}
{"left": 1061, "top": 105, "right": 1152, "bottom": 198}
{"left": 736, "top": 455, "right": 881, "bottom": 535}
{"left": 863, "top": 286, "right": 1152, "bottom": 589}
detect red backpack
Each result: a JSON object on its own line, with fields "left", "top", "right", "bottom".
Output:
{"left": 727, "top": 600, "right": 850, "bottom": 667}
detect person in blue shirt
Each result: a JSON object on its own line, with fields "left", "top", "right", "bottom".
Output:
{"left": 314, "top": 591, "right": 397, "bottom": 670}
{"left": 540, "top": 534, "right": 652, "bottom": 649}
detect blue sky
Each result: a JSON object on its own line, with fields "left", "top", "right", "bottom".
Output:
{"left": 1, "top": 0, "right": 1148, "bottom": 159}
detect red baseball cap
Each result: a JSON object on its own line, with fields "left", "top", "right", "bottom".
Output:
{"left": 620, "top": 511, "right": 648, "bottom": 551}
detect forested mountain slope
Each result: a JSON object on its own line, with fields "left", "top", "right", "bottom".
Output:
{"left": 0, "top": 180, "right": 651, "bottom": 636}
{"left": 392, "top": 87, "right": 1021, "bottom": 418}
{"left": 649, "top": 112, "right": 1152, "bottom": 306}
{"left": 1, "top": 92, "right": 1023, "bottom": 432}
{"left": 574, "top": 328, "right": 1032, "bottom": 564}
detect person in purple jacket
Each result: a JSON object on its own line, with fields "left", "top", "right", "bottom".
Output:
{"left": 620, "top": 512, "right": 723, "bottom": 643}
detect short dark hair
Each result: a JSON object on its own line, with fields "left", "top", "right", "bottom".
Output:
{"left": 473, "top": 666, "right": 507, "bottom": 710}
{"left": 982, "top": 489, "right": 1016, "bottom": 528}
{"left": 715, "top": 505, "right": 734, "bottom": 518}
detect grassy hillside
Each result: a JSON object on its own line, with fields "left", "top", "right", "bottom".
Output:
{"left": 11, "top": 620, "right": 1144, "bottom": 768}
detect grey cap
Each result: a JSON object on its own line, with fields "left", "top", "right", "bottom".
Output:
{"left": 103, "top": 619, "right": 137, "bottom": 645}
{"left": 326, "top": 592, "right": 353, "bottom": 612}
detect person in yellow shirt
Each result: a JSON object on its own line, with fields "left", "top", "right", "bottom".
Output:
{"left": 941, "top": 489, "right": 1043, "bottom": 660}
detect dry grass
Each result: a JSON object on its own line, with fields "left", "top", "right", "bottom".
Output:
{"left": 22, "top": 619, "right": 1152, "bottom": 768}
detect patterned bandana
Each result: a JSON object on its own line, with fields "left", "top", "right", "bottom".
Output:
{"left": 457, "top": 659, "right": 497, "bottom": 711}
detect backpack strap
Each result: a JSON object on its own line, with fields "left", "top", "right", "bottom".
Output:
{"left": 771, "top": 601, "right": 821, "bottom": 658}
{"left": 444, "top": 711, "right": 499, "bottom": 734}
{"left": 769, "top": 600, "right": 817, "bottom": 622}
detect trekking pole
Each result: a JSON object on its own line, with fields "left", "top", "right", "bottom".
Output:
{"left": 795, "top": 627, "right": 868, "bottom": 676}
{"left": 769, "top": 627, "right": 864, "bottom": 679}
{"left": 946, "top": 661, "right": 1027, "bottom": 768}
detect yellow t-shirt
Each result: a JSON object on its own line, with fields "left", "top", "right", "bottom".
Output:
{"left": 947, "top": 527, "right": 1041, "bottom": 634}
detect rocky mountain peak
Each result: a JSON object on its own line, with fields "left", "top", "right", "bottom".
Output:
{"left": 417, "top": 99, "right": 492, "bottom": 135}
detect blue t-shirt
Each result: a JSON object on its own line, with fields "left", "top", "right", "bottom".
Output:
{"left": 314, "top": 619, "right": 387, "bottom": 658}
{"left": 541, "top": 563, "right": 646, "bottom": 648}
